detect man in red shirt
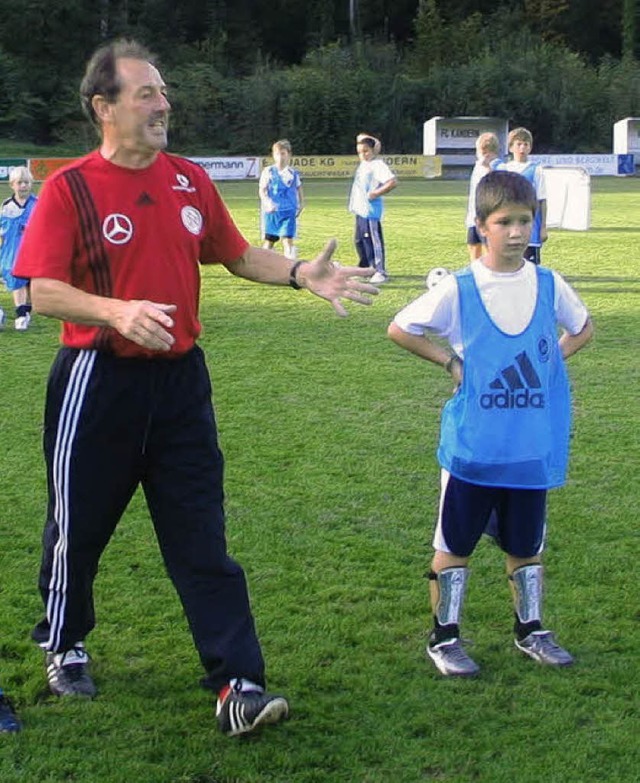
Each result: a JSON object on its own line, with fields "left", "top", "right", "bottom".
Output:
{"left": 15, "top": 39, "right": 376, "bottom": 737}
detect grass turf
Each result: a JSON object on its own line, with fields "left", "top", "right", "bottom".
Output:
{"left": 0, "top": 176, "right": 638, "bottom": 782}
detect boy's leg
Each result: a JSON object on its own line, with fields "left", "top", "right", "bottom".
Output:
{"left": 367, "top": 219, "right": 387, "bottom": 280}
{"left": 466, "top": 227, "right": 482, "bottom": 260}
{"left": 282, "top": 237, "right": 297, "bottom": 260}
{"left": 497, "top": 490, "right": 573, "bottom": 666}
{"left": 354, "top": 216, "right": 372, "bottom": 268}
{"left": 427, "top": 473, "right": 496, "bottom": 676}
{"left": 11, "top": 280, "right": 31, "bottom": 330}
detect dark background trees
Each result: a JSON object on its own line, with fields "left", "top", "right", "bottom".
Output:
{"left": 0, "top": 0, "right": 638, "bottom": 153}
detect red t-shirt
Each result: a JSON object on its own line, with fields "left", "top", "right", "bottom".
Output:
{"left": 15, "top": 150, "right": 249, "bottom": 357}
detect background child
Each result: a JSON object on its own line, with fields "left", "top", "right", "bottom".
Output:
{"left": 348, "top": 133, "right": 397, "bottom": 284}
{"left": 388, "top": 170, "right": 593, "bottom": 677}
{"left": 494, "top": 127, "right": 547, "bottom": 264}
{"left": 465, "top": 132, "right": 500, "bottom": 260}
{"left": 259, "top": 139, "right": 304, "bottom": 259}
{"left": 0, "top": 166, "right": 37, "bottom": 330}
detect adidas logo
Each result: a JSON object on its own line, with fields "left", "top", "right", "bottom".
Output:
{"left": 136, "top": 191, "right": 155, "bottom": 206}
{"left": 480, "top": 350, "right": 545, "bottom": 410}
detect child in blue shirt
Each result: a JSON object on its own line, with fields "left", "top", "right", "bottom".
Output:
{"left": 389, "top": 170, "right": 593, "bottom": 677}
{"left": 0, "top": 166, "right": 37, "bottom": 330}
{"left": 348, "top": 133, "right": 397, "bottom": 284}
{"left": 259, "top": 139, "right": 304, "bottom": 260}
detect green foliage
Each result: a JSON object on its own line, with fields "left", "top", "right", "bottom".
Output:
{"left": 0, "top": 177, "right": 639, "bottom": 782}
{"left": 0, "top": 1, "right": 638, "bottom": 152}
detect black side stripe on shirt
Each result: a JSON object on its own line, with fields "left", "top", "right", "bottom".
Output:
{"left": 64, "top": 169, "right": 113, "bottom": 351}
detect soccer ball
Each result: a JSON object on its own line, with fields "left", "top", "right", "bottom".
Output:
{"left": 425, "top": 267, "right": 450, "bottom": 290}
{"left": 0, "top": 307, "right": 5, "bottom": 329}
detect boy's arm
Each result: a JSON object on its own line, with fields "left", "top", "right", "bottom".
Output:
{"left": 559, "top": 317, "right": 593, "bottom": 359}
{"left": 388, "top": 322, "right": 462, "bottom": 383}
{"left": 368, "top": 177, "right": 397, "bottom": 201}
{"left": 297, "top": 184, "right": 305, "bottom": 215}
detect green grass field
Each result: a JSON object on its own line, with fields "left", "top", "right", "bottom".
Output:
{"left": 0, "top": 177, "right": 638, "bottom": 783}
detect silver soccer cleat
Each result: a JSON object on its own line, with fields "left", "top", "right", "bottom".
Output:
{"left": 427, "top": 635, "right": 480, "bottom": 677}
{"left": 514, "top": 630, "right": 574, "bottom": 666}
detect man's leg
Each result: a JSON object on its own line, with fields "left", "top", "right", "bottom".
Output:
{"left": 34, "top": 350, "right": 144, "bottom": 695}
{"left": 142, "top": 349, "right": 287, "bottom": 734}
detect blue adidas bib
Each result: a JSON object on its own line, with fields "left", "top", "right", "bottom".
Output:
{"left": 437, "top": 267, "right": 571, "bottom": 489}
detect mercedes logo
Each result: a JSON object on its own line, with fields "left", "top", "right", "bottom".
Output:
{"left": 102, "top": 213, "right": 134, "bottom": 245}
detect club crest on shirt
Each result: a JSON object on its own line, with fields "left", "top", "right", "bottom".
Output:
{"left": 172, "top": 174, "right": 196, "bottom": 193}
{"left": 537, "top": 335, "right": 551, "bottom": 363}
{"left": 102, "top": 213, "right": 133, "bottom": 245}
{"left": 181, "top": 206, "right": 203, "bottom": 235}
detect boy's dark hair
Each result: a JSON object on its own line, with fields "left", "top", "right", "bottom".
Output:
{"left": 475, "top": 171, "right": 537, "bottom": 222}
{"left": 80, "top": 39, "right": 157, "bottom": 129}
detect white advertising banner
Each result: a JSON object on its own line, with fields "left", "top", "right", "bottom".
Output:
{"left": 543, "top": 167, "right": 590, "bottom": 231}
{"left": 190, "top": 156, "right": 261, "bottom": 180}
{"left": 530, "top": 154, "right": 634, "bottom": 176}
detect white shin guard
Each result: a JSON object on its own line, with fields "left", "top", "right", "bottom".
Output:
{"left": 510, "top": 564, "right": 543, "bottom": 624}
{"left": 434, "top": 567, "right": 469, "bottom": 627}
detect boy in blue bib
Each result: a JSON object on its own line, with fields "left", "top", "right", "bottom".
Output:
{"left": 389, "top": 171, "right": 593, "bottom": 676}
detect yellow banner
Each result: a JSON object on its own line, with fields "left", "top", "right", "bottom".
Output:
{"left": 262, "top": 155, "right": 441, "bottom": 179}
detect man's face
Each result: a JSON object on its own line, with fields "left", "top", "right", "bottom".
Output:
{"left": 357, "top": 142, "right": 374, "bottom": 161}
{"left": 105, "top": 58, "right": 171, "bottom": 155}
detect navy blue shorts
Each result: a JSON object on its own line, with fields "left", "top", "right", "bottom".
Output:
{"left": 433, "top": 472, "right": 547, "bottom": 558}
{"left": 466, "top": 226, "right": 484, "bottom": 246}
{"left": 524, "top": 245, "right": 541, "bottom": 265}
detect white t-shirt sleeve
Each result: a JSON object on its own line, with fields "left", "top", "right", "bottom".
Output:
{"left": 373, "top": 159, "right": 396, "bottom": 186}
{"left": 552, "top": 271, "right": 589, "bottom": 334}
{"left": 393, "top": 274, "right": 459, "bottom": 338}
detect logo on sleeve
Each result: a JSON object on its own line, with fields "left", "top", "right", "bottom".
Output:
{"left": 102, "top": 213, "right": 133, "bottom": 245}
{"left": 480, "top": 351, "right": 545, "bottom": 409}
{"left": 172, "top": 174, "right": 196, "bottom": 192}
{"left": 181, "top": 206, "right": 203, "bottom": 235}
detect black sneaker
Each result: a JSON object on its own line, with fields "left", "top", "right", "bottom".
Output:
{"left": 216, "top": 682, "right": 289, "bottom": 737}
{"left": 0, "top": 693, "right": 21, "bottom": 733}
{"left": 45, "top": 644, "right": 96, "bottom": 697}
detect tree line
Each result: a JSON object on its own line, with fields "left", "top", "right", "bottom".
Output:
{"left": 0, "top": 0, "right": 638, "bottom": 154}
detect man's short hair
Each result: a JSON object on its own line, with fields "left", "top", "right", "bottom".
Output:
{"left": 80, "top": 39, "right": 157, "bottom": 129}
{"left": 475, "top": 171, "right": 537, "bottom": 222}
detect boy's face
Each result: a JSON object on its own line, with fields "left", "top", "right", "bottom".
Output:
{"left": 273, "top": 146, "right": 290, "bottom": 168}
{"left": 357, "top": 142, "right": 374, "bottom": 161}
{"left": 476, "top": 203, "right": 533, "bottom": 267}
{"left": 11, "top": 177, "right": 32, "bottom": 200}
{"left": 510, "top": 138, "right": 531, "bottom": 162}
{"left": 477, "top": 147, "right": 498, "bottom": 165}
